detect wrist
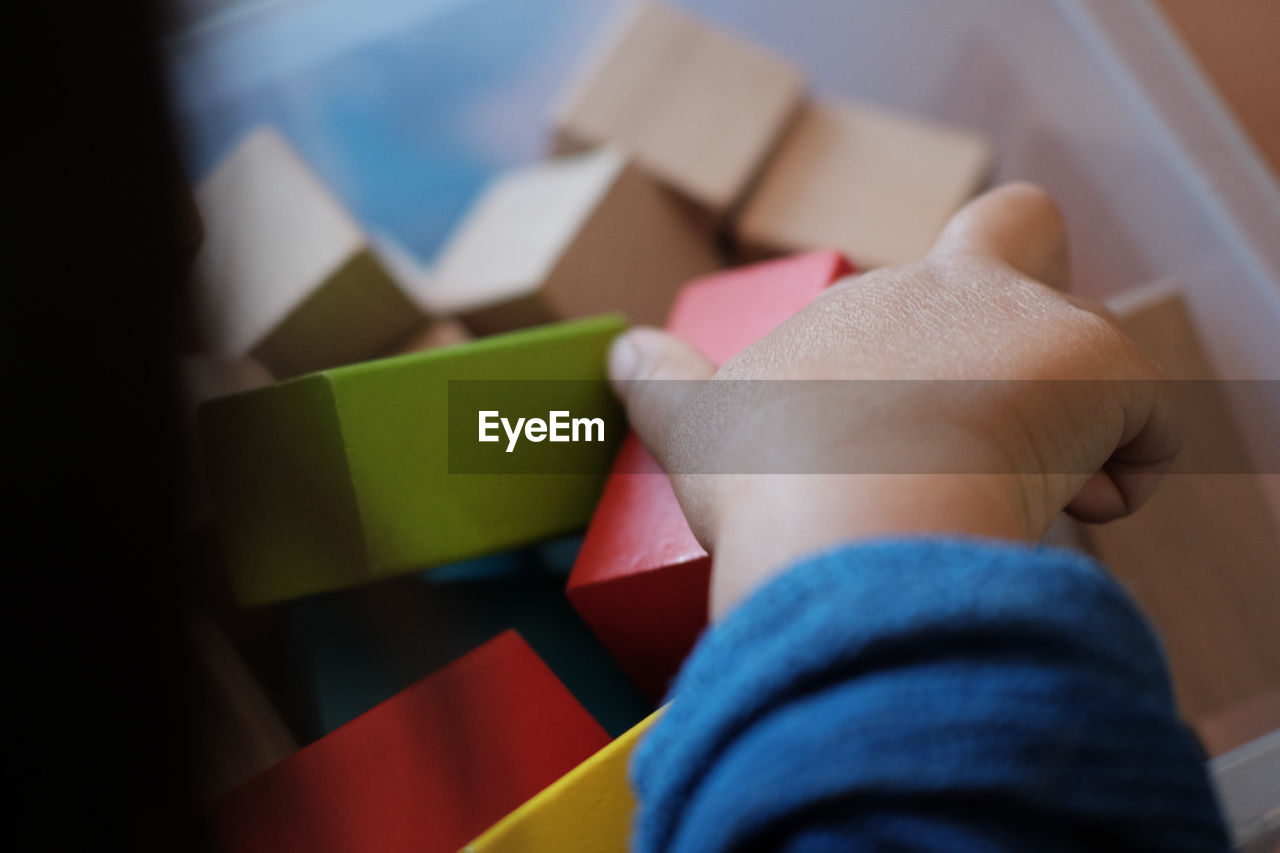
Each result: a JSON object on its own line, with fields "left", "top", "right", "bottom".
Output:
{"left": 708, "top": 473, "right": 1033, "bottom": 621}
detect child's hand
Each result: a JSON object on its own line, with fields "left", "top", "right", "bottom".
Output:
{"left": 607, "top": 184, "right": 1180, "bottom": 619}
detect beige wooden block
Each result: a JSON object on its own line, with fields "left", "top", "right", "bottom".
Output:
{"left": 1198, "top": 687, "right": 1280, "bottom": 758}
{"left": 192, "top": 128, "right": 423, "bottom": 378}
{"left": 424, "top": 147, "right": 722, "bottom": 334}
{"left": 1078, "top": 282, "right": 1280, "bottom": 728}
{"left": 735, "top": 100, "right": 991, "bottom": 268}
{"left": 393, "top": 318, "right": 472, "bottom": 354}
{"left": 552, "top": 0, "right": 804, "bottom": 218}
{"left": 190, "top": 614, "right": 298, "bottom": 800}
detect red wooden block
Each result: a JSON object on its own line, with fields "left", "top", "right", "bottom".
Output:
{"left": 567, "top": 251, "right": 855, "bottom": 699}
{"left": 211, "top": 631, "right": 610, "bottom": 853}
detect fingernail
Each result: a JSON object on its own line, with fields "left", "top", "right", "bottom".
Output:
{"left": 608, "top": 333, "right": 639, "bottom": 383}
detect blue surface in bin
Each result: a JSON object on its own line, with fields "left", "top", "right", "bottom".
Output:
{"left": 285, "top": 551, "right": 652, "bottom": 739}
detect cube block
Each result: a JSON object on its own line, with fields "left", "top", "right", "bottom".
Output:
{"left": 568, "top": 252, "right": 854, "bottom": 698}
{"left": 735, "top": 100, "right": 990, "bottom": 268}
{"left": 1086, "top": 283, "right": 1280, "bottom": 734}
{"left": 465, "top": 709, "right": 662, "bottom": 852}
{"left": 553, "top": 1, "right": 804, "bottom": 217}
{"left": 201, "top": 315, "right": 626, "bottom": 606}
{"left": 426, "top": 147, "right": 721, "bottom": 334}
{"left": 213, "top": 631, "right": 611, "bottom": 853}
{"left": 193, "top": 128, "right": 422, "bottom": 377}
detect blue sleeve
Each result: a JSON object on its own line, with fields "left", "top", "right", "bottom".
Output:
{"left": 630, "top": 538, "right": 1230, "bottom": 852}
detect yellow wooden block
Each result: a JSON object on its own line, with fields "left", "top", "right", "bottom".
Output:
{"left": 464, "top": 709, "right": 663, "bottom": 852}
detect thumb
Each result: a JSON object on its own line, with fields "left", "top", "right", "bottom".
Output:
{"left": 930, "top": 182, "right": 1070, "bottom": 291}
{"left": 608, "top": 327, "right": 716, "bottom": 465}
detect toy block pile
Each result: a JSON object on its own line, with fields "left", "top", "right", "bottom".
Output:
{"left": 175, "top": 1, "right": 1278, "bottom": 850}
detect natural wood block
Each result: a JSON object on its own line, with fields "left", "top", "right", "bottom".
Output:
{"left": 393, "top": 318, "right": 472, "bottom": 354}
{"left": 568, "top": 252, "right": 853, "bottom": 699}
{"left": 424, "top": 147, "right": 721, "bottom": 334}
{"left": 1080, "top": 282, "right": 1280, "bottom": 729}
{"left": 201, "top": 315, "right": 626, "bottom": 606}
{"left": 735, "top": 100, "right": 990, "bottom": 268}
{"left": 465, "top": 709, "right": 661, "bottom": 852}
{"left": 552, "top": 0, "right": 804, "bottom": 218}
{"left": 213, "top": 631, "right": 611, "bottom": 853}
{"left": 192, "top": 128, "right": 423, "bottom": 378}
{"left": 1198, "top": 687, "right": 1280, "bottom": 758}
{"left": 190, "top": 613, "right": 297, "bottom": 801}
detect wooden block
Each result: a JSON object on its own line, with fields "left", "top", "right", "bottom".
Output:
{"left": 190, "top": 613, "right": 297, "bottom": 800}
{"left": 465, "top": 709, "right": 662, "bottom": 852}
{"left": 369, "top": 234, "right": 472, "bottom": 353}
{"left": 212, "top": 631, "right": 611, "bottom": 853}
{"left": 567, "top": 252, "right": 854, "bottom": 698}
{"left": 735, "top": 100, "right": 990, "bottom": 268}
{"left": 424, "top": 148, "right": 721, "bottom": 334}
{"left": 201, "top": 315, "right": 626, "bottom": 606}
{"left": 1198, "top": 687, "right": 1280, "bottom": 758}
{"left": 1079, "top": 282, "right": 1280, "bottom": 732}
{"left": 192, "top": 128, "right": 423, "bottom": 378}
{"left": 552, "top": 1, "right": 804, "bottom": 218}
{"left": 393, "top": 318, "right": 472, "bottom": 354}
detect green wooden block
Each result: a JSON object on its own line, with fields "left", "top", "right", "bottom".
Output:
{"left": 201, "top": 315, "right": 626, "bottom": 605}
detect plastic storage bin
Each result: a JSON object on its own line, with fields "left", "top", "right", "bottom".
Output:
{"left": 166, "top": 0, "right": 1280, "bottom": 836}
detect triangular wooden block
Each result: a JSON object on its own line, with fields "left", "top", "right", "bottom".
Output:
{"left": 427, "top": 147, "right": 721, "bottom": 334}
{"left": 212, "top": 631, "right": 611, "bottom": 853}
{"left": 192, "top": 128, "right": 423, "bottom": 378}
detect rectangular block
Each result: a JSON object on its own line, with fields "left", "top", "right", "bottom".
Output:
{"left": 212, "top": 631, "right": 611, "bottom": 853}
{"left": 425, "top": 147, "right": 721, "bottom": 334}
{"left": 553, "top": 1, "right": 805, "bottom": 218}
{"left": 1084, "top": 282, "right": 1280, "bottom": 737}
{"left": 193, "top": 127, "right": 423, "bottom": 377}
{"left": 201, "top": 315, "right": 626, "bottom": 606}
{"left": 568, "top": 252, "right": 854, "bottom": 698}
{"left": 735, "top": 100, "right": 990, "bottom": 268}
{"left": 465, "top": 709, "right": 662, "bottom": 852}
